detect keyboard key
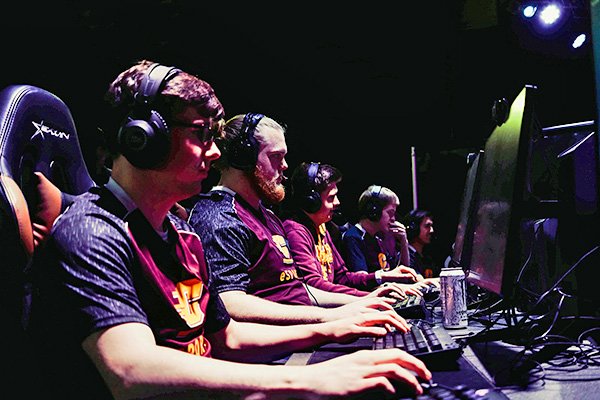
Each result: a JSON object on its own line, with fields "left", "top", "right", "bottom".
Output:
{"left": 412, "top": 326, "right": 429, "bottom": 351}
{"left": 372, "top": 321, "right": 463, "bottom": 365}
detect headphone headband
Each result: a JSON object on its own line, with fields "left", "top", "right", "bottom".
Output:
{"left": 371, "top": 185, "right": 382, "bottom": 199}
{"left": 307, "top": 162, "right": 319, "bottom": 188}
{"left": 241, "top": 113, "right": 264, "bottom": 137}
{"left": 136, "top": 63, "right": 181, "bottom": 105}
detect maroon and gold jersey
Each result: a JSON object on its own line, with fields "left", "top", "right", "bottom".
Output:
{"left": 189, "top": 188, "right": 311, "bottom": 305}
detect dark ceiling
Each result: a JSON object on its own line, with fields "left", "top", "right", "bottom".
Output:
{"left": 2, "top": 0, "right": 597, "bottom": 261}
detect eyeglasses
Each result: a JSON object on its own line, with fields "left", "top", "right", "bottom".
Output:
{"left": 170, "top": 118, "right": 224, "bottom": 143}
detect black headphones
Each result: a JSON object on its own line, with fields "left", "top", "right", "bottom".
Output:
{"left": 118, "top": 63, "right": 181, "bottom": 169}
{"left": 300, "top": 162, "right": 322, "bottom": 214}
{"left": 365, "top": 185, "right": 383, "bottom": 221}
{"left": 405, "top": 209, "right": 422, "bottom": 241}
{"left": 227, "top": 112, "right": 264, "bottom": 171}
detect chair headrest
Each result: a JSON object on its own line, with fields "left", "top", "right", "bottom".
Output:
{"left": 0, "top": 84, "right": 95, "bottom": 260}
{"left": 0, "top": 84, "right": 95, "bottom": 197}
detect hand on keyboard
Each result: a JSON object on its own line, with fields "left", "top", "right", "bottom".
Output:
{"left": 373, "top": 320, "right": 463, "bottom": 366}
{"left": 306, "top": 348, "right": 432, "bottom": 398}
{"left": 370, "top": 282, "right": 411, "bottom": 300}
{"left": 408, "top": 279, "right": 440, "bottom": 301}
{"left": 382, "top": 265, "right": 422, "bottom": 283}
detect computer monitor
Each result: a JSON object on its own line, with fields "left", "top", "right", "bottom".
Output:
{"left": 529, "top": 121, "right": 595, "bottom": 206}
{"left": 450, "top": 150, "right": 484, "bottom": 269}
{"left": 466, "top": 85, "right": 540, "bottom": 298}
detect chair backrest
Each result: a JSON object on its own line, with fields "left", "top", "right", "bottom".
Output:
{"left": 0, "top": 84, "right": 95, "bottom": 393}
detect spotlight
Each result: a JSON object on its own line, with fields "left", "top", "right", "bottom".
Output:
{"left": 572, "top": 33, "right": 586, "bottom": 48}
{"left": 523, "top": 5, "right": 538, "bottom": 18}
{"left": 539, "top": 3, "right": 561, "bottom": 25}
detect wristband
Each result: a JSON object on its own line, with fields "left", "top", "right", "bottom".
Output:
{"left": 375, "top": 270, "right": 383, "bottom": 285}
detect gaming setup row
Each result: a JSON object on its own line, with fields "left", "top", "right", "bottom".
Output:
{"left": 299, "top": 84, "right": 600, "bottom": 400}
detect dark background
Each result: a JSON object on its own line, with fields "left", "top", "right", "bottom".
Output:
{"left": 2, "top": 0, "right": 596, "bottom": 267}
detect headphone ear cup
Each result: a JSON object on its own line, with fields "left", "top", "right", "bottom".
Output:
{"left": 118, "top": 109, "right": 170, "bottom": 169}
{"left": 366, "top": 201, "right": 380, "bottom": 221}
{"left": 227, "top": 113, "right": 262, "bottom": 171}
{"left": 301, "top": 190, "right": 322, "bottom": 214}
{"left": 227, "top": 135, "right": 258, "bottom": 171}
{"left": 406, "top": 219, "right": 418, "bottom": 241}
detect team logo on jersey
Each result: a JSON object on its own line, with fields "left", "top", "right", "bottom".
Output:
{"left": 378, "top": 252, "right": 389, "bottom": 270}
{"left": 315, "top": 227, "right": 333, "bottom": 278}
{"left": 187, "top": 335, "right": 209, "bottom": 356}
{"left": 272, "top": 234, "right": 294, "bottom": 265}
{"left": 172, "top": 278, "right": 206, "bottom": 327}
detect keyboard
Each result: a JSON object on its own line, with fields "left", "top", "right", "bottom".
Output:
{"left": 392, "top": 283, "right": 441, "bottom": 318}
{"left": 420, "top": 283, "right": 441, "bottom": 303}
{"left": 373, "top": 320, "right": 463, "bottom": 366}
{"left": 392, "top": 295, "right": 427, "bottom": 319}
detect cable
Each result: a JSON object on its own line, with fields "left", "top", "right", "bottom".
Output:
{"left": 515, "top": 218, "right": 546, "bottom": 285}
{"left": 578, "top": 326, "right": 600, "bottom": 345}
{"left": 296, "top": 266, "right": 320, "bottom": 307}
{"left": 510, "top": 245, "right": 600, "bottom": 335}
{"left": 533, "top": 289, "right": 569, "bottom": 340}
{"left": 530, "top": 245, "right": 599, "bottom": 311}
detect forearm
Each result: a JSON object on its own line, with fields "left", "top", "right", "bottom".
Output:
{"left": 85, "top": 323, "right": 316, "bottom": 400}
{"left": 303, "top": 272, "right": 368, "bottom": 297}
{"left": 108, "top": 346, "right": 316, "bottom": 399}
{"left": 304, "top": 284, "right": 362, "bottom": 306}
{"left": 337, "top": 270, "right": 378, "bottom": 291}
{"left": 398, "top": 237, "right": 410, "bottom": 267}
{"left": 220, "top": 290, "right": 330, "bottom": 324}
{"left": 210, "top": 319, "right": 327, "bottom": 363}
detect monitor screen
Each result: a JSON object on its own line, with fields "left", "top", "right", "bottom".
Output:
{"left": 466, "top": 85, "right": 539, "bottom": 297}
{"left": 450, "top": 150, "right": 484, "bottom": 269}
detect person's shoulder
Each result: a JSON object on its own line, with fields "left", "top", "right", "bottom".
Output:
{"left": 282, "top": 218, "right": 305, "bottom": 231}
{"left": 52, "top": 189, "right": 128, "bottom": 242}
{"left": 168, "top": 212, "right": 194, "bottom": 233}
{"left": 55, "top": 189, "right": 105, "bottom": 225}
{"left": 189, "top": 191, "right": 236, "bottom": 223}
{"left": 192, "top": 190, "right": 233, "bottom": 208}
{"left": 342, "top": 224, "right": 362, "bottom": 239}
{"left": 282, "top": 218, "right": 311, "bottom": 238}
{"left": 189, "top": 191, "right": 248, "bottom": 237}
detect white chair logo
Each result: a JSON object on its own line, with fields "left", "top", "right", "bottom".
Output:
{"left": 31, "top": 120, "right": 70, "bottom": 140}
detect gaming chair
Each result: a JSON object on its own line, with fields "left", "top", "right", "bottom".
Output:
{"left": 0, "top": 84, "right": 95, "bottom": 393}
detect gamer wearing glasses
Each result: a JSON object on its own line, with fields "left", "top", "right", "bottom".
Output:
{"left": 28, "top": 60, "right": 430, "bottom": 399}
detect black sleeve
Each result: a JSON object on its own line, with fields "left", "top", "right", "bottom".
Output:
{"left": 204, "top": 285, "right": 231, "bottom": 334}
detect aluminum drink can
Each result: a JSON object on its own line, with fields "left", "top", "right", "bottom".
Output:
{"left": 439, "top": 267, "right": 468, "bottom": 329}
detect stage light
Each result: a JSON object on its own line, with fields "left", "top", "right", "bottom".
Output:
{"left": 510, "top": 0, "right": 591, "bottom": 57}
{"left": 539, "top": 3, "right": 562, "bottom": 25}
{"left": 572, "top": 33, "right": 586, "bottom": 48}
{"left": 523, "top": 5, "right": 538, "bottom": 18}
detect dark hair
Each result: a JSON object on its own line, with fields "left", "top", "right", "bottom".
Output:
{"left": 291, "top": 162, "right": 342, "bottom": 199}
{"left": 278, "top": 162, "right": 342, "bottom": 220}
{"left": 402, "top": 209, "right": 433, "bottom": 241}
